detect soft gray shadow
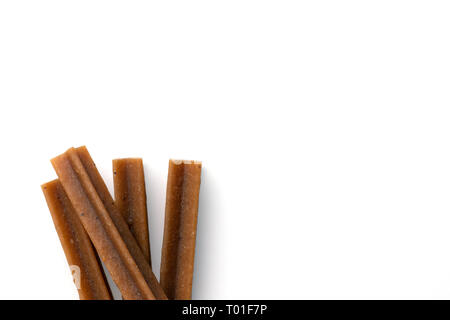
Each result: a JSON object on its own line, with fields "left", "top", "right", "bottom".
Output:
{"left": 143, "top": 162, "right": 165, "bottom": 277}
{"left": 192, "top": 167, "right": 219, "bottom": 299}
{"left": 101, "top": 260, "right": 122, "bottom": 300}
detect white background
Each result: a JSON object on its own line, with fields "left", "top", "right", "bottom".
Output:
{"left": 0, "top": 1, "right": 450, "bottom": 299}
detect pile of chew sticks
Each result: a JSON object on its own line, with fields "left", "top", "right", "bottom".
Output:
{"left": 41, "top": 146, "right": 201, "bottom": 300}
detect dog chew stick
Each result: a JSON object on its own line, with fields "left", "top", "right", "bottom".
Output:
{"left": 75, "top": 146, "right": 167, "bottom": 300}
{"left": 41, "top": 179, "right": 112, "bottom": 300}
{"left": 160, "top": 159, "right": 202, "bottom": 300}
{"left": 113, "top": 158, "right": 151, "bottom": 266}
{"left": 51, "top": 149, "right": 155, "bottom": 300}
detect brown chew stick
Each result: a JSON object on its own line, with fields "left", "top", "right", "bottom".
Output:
{"left": 113, "top": 158, "right": 151, "bottom": 265}
{"left": 41, "top": 179, "right": 112, "bottom": 300}
{"left": 75, "top": 146, "right": 167, "bottom": 299}
{"left": 51, "top": 148, "right": 155, "bottom": 300}
{"left": 160, "top": 159, "right": 202, "bottom": 300}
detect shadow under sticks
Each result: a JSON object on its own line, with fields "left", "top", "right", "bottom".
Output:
{"left": 143, "top": 162, "right": 166, "bottom": 277}
{"left": 192, "top": 166, "right": 219, "bottom": 299}
{"left": 101, "top": 260, "right": 122, "bottom": 300}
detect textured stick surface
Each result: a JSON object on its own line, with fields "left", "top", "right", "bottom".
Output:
{"left": 160, "top": 160, "right": 202, "bottom": 300}
{"left": 51, "top": 148, "right": 155, "bottom": 300}
{"left": 75, "top": 146, "right": 167, "bottom": 299}
{"left": 113, "top": 158, "right": 151, "bottom": 265}
{"left": 41, "top": 179, "right": 112, "bottom": 300}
